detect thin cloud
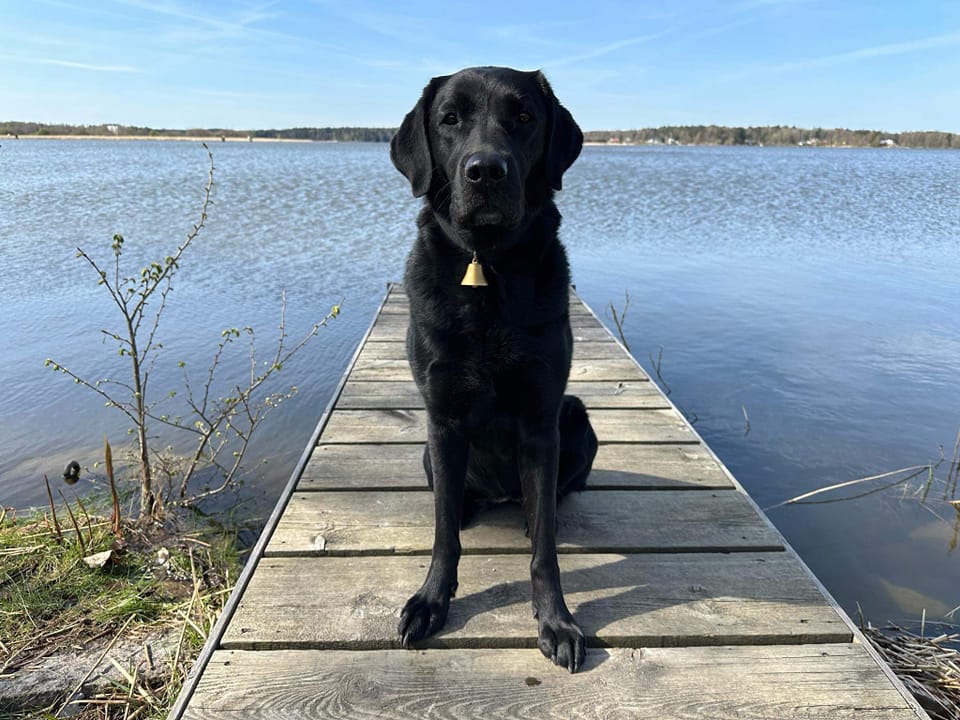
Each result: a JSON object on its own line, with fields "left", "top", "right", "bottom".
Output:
{"left": 106, "top": 0, "right": 274, "bottom": 37}
{"left": 344, "top": 9, "right": 437, "bottom": 44}
{"left": 734, "top": 0, "right": 819, "bottom": 10}
{"left": 0, "top": 52, "right": 139, "bottom": 72}
{"left": 541, "top": 31, "right": 670, "bottom": 68}
{"left": 725, "top": 29, "right": 960, "bottom": 79}
{"left": 489, "top": 22, "right": 580, "bottom": 50}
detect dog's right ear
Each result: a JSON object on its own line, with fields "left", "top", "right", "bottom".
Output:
{"left": 391, "top": 76, "right": 447, "bottom": 198}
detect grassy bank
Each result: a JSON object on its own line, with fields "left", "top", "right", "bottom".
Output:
{"left": 0, "top": 493, "right": 242, "bottom": 718}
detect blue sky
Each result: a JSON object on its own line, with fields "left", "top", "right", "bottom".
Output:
{"left": 2, "top": 0, "right": 960, "bottom": 132}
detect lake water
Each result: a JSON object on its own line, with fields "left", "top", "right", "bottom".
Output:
{"left": 1, "top": 139, "right": 958, "bottom": 627}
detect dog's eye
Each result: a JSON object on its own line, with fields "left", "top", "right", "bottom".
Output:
{"left": 518, "top": 112, "right": 532, "bottom": 124}
{"left": 441, "top": 112, "right": 459, "bottom": 125}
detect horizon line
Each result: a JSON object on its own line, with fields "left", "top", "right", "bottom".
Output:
{"left": 3, "top": 121, "right": 958, "bottom": 135}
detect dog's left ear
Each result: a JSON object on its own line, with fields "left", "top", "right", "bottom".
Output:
{"left": 391, "top": 75, "right": 448, "bottom": 198}
{"left": 536, "top": 71, "right": 583, "bottom": 191}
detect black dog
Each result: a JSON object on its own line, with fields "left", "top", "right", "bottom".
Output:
{"left": 391, "top": 66, "right": 597, "bottom": 673}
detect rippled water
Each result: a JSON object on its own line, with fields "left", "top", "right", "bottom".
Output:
{"left": 1, "top": 140, "right": 958, "bottom": 625}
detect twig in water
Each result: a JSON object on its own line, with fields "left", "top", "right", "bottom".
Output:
{"left": 947, "top": 428, "right": 960, "bottom": 499}
{"left": 649, "top": 345, "right": 672, "bottom": 396}
{"left": 606, "top": 290, "right": 631, "bottom": 352}
{"left": 741, "top": 405, "right": 751, "bottom": 436}
{"left": 768, "top": 464, "right": 936, "bottom": 510}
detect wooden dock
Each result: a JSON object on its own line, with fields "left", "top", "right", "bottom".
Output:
{"left": 173, "top": 284, "right": 927, "bottom": 719}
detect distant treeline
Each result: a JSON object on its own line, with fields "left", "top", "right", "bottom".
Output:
{"left": 249, "top": 127, "right": 395, "bottom": 142}
{"left": 3, "top": 121, "right": 958, "bottom": 149}
{"left": 0, "top": 122, "right": 394, "bottom": 143}
{"left": 583, "top": 126, "right": 959, "bottom": 149}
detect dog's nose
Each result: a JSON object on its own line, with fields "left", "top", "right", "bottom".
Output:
{"left": 464, "top": 153, "right": 508, "bottom": 183}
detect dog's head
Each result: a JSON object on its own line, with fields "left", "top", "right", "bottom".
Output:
{"left": 391, "top": 67, "right": 582, "bottom": 247}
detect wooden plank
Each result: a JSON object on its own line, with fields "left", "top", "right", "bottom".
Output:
{"left": 380, "top": 300, "right": 595, "bottom": 316}
{"left": 368, "top": 320, "right": 613, "bottom": 343}
{"left": 319, "top": 409, "right": 696, "bottom": 445}
{"left": 222, "top": 553, "right": 849, "bottom": 649}
{"left": 589, "top": 443, "right": 732, "bottom": 489}
{"left": 370, "top": 313, "right": 604, "bottom": 329}
{"left": 299, "top": 443, "right": 430, "bottom": 489}
{"left": 350, "top": 357, "right": 645, "bottom": 382}
{"left": 567, "top": 359, "right": 647, "bottom": 382}
{"left": 184, "top": 645, "right": 919, "bottom": 720}
{"left": 359, "top": 339, "right": 630, "bottom": 361}
{"left": 298, "top": 443, "right": 731, "bottom": 491}
{"left": 265, "top": 490, "right": 783, "bottom": 556}
{"left": 334, "top": 380, "right": 423, "bottom": 409}
{"left": 336, "top": 379, "right": 668, "bottom": 410}
{"left": 572, "top": 341, "right": 633, "bottom": 360}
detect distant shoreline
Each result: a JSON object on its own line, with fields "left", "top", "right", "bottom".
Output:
{"left": 9, "top": 134, "right": 313, "bottom": 143}
{"left": 7, "top": 137, "right": 930, "bottom": 149}
{"left": 3, "top": 136, "right": 944, "bottom": 150}
{"left": 4, "top": 124, "right": 957, "bottom": 149}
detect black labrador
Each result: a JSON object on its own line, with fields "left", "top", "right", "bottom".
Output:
{"left": 390, "top": 66, "right": 598, "bottom": 673}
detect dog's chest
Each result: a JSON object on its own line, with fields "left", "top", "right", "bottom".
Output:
{"left": 451, "top": 286, "right": 568, "bottom": 381}
{"left": 455, "top": 297, "right": 524, "bottom": 368}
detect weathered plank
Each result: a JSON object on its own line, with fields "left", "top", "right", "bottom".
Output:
{"left": 319, "top": 409, "right": 696, "bottom": 445}
{"left": 298, "top": 443, "right": 731, "bottom": 491}
{"left": 380, "top": 299, "right": 595, "bottom": 316}
{"left": 222, "top": 553, "right": 849, "bottom": 650}
{"left": 359, "top": 339, "right": 630, "bottom": 361}
{"left": 298, "top": 443, "right": 731, "bottom": 490}
{"left": 336, "top": 380, "right": 667, "bottom": 410}
{"left": 368, "top": 320, "right": 614, "bottom": 343}
{"left": 370, "top": 313, "right": 611, "bottom": 330}
{"left": 265, "top": 490, "right": 782, "bottom": 556}
{"left": 588, "top": 443, "right": 732, "bottom": 489}
{"left": 349, "top": 357, "right": 646, "bottom": 382}
{"left": 299, "top": 443, "right": 430, "bottom": 489}
{"left": 183, "top": 645, "right": 919, "bottom": 720}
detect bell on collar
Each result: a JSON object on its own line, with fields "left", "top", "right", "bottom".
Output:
{"left": 460, "top": 252, "right": 488, "bottom": 287}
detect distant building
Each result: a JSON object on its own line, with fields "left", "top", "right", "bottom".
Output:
{"left": 880, "top": 138, "right": 897, "bottom": 147}
{"left": 106, "top": 124, "right": 119, "bottom": 135}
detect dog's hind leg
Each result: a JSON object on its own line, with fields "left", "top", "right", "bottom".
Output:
{"left": 557, "top": 395, "right": 597, "bottom": 499}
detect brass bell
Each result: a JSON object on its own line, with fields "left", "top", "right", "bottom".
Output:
{"left": 460, "top": 252, "right": 488, "bottom": 287}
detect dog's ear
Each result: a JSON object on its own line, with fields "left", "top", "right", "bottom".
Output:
{"left": 536, "top": 71, "right": 583, "bottom": 191}
{"left": 391, "top": 75, "right": 447, "bottom": 198}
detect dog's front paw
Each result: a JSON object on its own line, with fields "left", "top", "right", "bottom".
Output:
{"left": 398, "top": 590, "right": 451, "bottom": 647}
{"left": 537, "top": 611, "right": 586, "bottom": 673}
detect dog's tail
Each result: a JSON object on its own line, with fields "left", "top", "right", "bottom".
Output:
{"left": 558, "top": 395, "right": 597, "bottom": 497}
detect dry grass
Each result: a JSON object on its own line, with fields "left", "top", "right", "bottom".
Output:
{"left": 863, "top": 622, "right": 960, "bottom": 720}
{"left": 0, "top": 497, "right": 239, "bottom": 719}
